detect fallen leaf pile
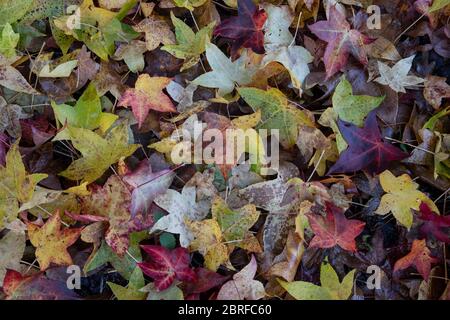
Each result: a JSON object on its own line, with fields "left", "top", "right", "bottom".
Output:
{"left": 0, "top": 0, "right": 449, "bottom": 301}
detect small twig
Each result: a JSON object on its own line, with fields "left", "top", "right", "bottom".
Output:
{"left": 394, "top": 13, "right": 426, "bottom": 43}
{"left": 384, "top": 136, "right": 435, "bottom": 155}
{"left": 307, "top": 149, "right": 325, "bottom": 182}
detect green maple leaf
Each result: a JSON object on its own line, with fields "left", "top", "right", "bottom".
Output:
{"left": 53, "top": 123, "right": 140, "bottom": 183}
{"left": 212, "top": 196, "right": 260, "bottom": 251}
{"left": 319, "top": 77, "right": 384, "bottom": 152}
{"left": 108, "top": 268, "right": 147, "bottom": 300}
{"left": 332, "top": 77, "right": 384, "bottom": 127}
{"left": 237, "top": 87, "right": 315, "bottom": 148}
{"left": 162, "top": 12, "right": 214, "bottom": 71}
{"left": 0, "top": 142, "right": 47, "bottom": 229}
{"left": 279, "top": 261, "right": 356, "bottom": 300}
{"left": 51, "top": 83, "right": 117, "bottom": 132}
{"left": 84, "top": 231, "right": 147, "bottom": 280}
{"left": 53, "top": 0, "right": 138, "bottom": 61}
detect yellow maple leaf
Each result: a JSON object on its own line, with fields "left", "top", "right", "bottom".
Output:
{"left": 186, "top": 197, "right": 261, "bottom": 271}
{"left": 53, "top": 123, "right": 140, "bottom": 183}
{"left": 0, "top": 142, "right": 47, "bottom": 229}
{"left": 212, "top": 196, "right": 261, "bottom": 253}
{"left": 279, "top": 261, "right": 355, "bottom": 300}
{"left": 185, "top": 219, "right": 229, "bottom": 271}
{"left": 27, "top": 211, "right": 82, "bottom": 271}
{"left": 375, "top": 170, "right": 439, "bottom": 229}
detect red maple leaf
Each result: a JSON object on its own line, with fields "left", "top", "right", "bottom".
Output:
{"left": 327, "top": 111, "right": 408, "bottom": 175}
{"left": 213, "top": 0, "right": 267, "bottom": 57}
{"left": 394, "top": 239, "right": 438, "bottom": 280}
{"left": 183, "top": 268, "right": 229, "bottom": 295}
{"left": 418, "top": 202, "right": 450, "bottom": 243}
{"left": 138, "top": 245, "right": 197, "bottom": 291}
{"left": 3, "top": 270, "right": 79, "bottom": 300}
{"left": 308, "top": 5, "right": 373, "bottom": 79}
{"left": 123, "top": 159, "right": 175, "bottom": 217}
{"left": 307, "top": 202, "right": 365, "bottom": 252}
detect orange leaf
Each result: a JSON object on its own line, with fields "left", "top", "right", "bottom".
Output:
{"left": 118, "top": 74, "right": 176, "bottom": 128}
{"left": 393, "top": 239, "right": 437, "bottom": 280}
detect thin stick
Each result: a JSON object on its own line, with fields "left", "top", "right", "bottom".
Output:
{"left": 384, "top": 136, "right": 435, "bottom": 155}
{"left": 394, "top": 13, "right": 426, "bottom": 43}
{"left": 307, "top": 149, "right": 325, "bottom": 182}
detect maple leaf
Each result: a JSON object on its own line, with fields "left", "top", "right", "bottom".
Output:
{"left": 132, "top": 15, "right": 175, "bottom": 52}
{"left": 213, "top": 0, "right": 267, "bottom": 56}
{"left": 162, "top": 12, "right": 214, "bottom": 71}
{"left": 51, "top": 83, "right": 118, "bottom": 132}
{"left": 0, "top": 230, "right": 25, "bottom": 286}
{"left": 201, "top": 111, "right": 266, "bottom": 178}
{"left": 138, "top": 245, "right": 196, "bottom": 291}
{"left": 193, "top": 43, "right": 256, "bottom": 97}
{"left": 0, "top": 142, "right": 47, "bottom": 229}
{"left": 217, "top": 255, "right": 265, "bottom": 300}
{"left": 183, "top": 268, "right": 229, "bottom": 295}
{"left": 0, "top": 96, "right": 30, "bottom": 138}
{"left": 53, "top": 123, "right": 140, "bottom": 183}
{"left": 308, "top": 5, "right": 372, "bottom": 78}
{"left": 296, "top": 126, "right": 338, "bottom": 176}
{"left": 262, "top": 4, "right": 294, "bottom": 52}
{"left": 393, "top": 239, "right": 438, "bottom": 280}
{"left": 185, "top": 218, "right": 229, "bottom": 271}
{"left": 307, "top": 202, "right": 365, "bottom": 252}
{"left": 27, "top": 211, "right": 82, "bottom": 271}
{"left": 84, "top": 231, "right": 147, "bottom": 280}
{"left": 53, "top": 0, "right": 137, "bottom": 61}
{"left": 186, "top": 191, "right": 261, "bottom": 271}
{"left": 113, "top": 40, "right": 147, "bottom": 73}
{"left": 166, "top": 81, "right": 198, "bottom": 112}
{"left": 327, "top": 111, "right": 408, "bottom": 175}
{"left": 123, "top": 159, "right": 175, "bottom": 217}
{"left": 81, "top": 175, "right": 153, "bottom": 256}
{"left": 375, "top": 170, "right": 439, "bottom": 229}
{"left": 238, "top": 87, "right": 315, "bottom": 148}
{"left": 374, "top": 55, "right": 424, "bottom": 93}
{"left": 150, "top": 184, "right": 212, "bottom": 248}
{"left": 418, "top": 202, "right": 450, "bottom": 243}
{"left": 140, "top": 282, "right": 184, "bottom": 300}
{"left": 118, "top": 74, "right": 176, "bottom": 128}
{"left": 2, "top": 269, "right": 79, "bottom": 300}
{"left": 261, "top": 4, "right": 313, "bottom": 90}
{"left": 92, "top": 61, "right": 126, "bottom": 100}
{"left": 423, "top": 75, "right": 450, "bottom": 110}
{"left": 279, "top": 261, "right": 356, "bottom": 300}
{"left": 239, "top": 162, "right": 299, "bottom": 212}
{"left": 332, "top": 77, "right": 384, "bottom": 127}
{"left": 108, "top": 268, "right": 147, "bottom": 300}
{"left": 212, "top": 196, "right": 261, "bottom": 252}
